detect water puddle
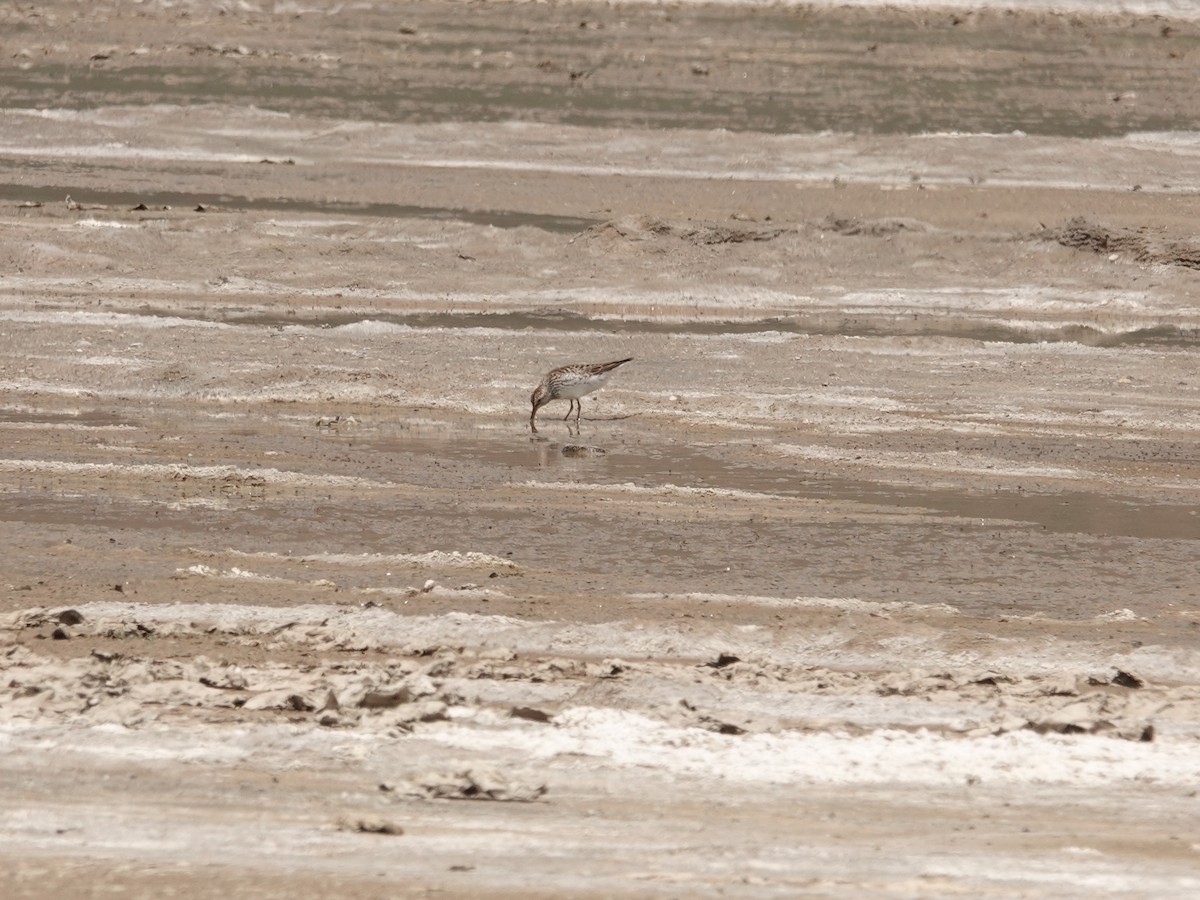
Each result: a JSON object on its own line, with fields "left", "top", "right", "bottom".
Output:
{"left": 1, "top": 38, "right": 1190, "bottom": 139}
{"left": 368, "top": 429, "right": 1200, "bottom": 542}
{"left": 0, "top": 181, "right": 596, "bottom": 235}
{"left": 104, "top": 306, "right": 1200, "bottom": 348}
{"left": 0, "top": 409, "right": 135, "bottom": 428}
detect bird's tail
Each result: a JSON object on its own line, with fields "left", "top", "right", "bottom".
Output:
{"left": 596, "top": 357, "right": 634, "bottom": 373}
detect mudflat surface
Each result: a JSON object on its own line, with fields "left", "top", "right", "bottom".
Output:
{"left": 2, "top": 1, "right": 1199, "bottom": 897}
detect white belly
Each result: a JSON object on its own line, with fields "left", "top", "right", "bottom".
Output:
{"left": 555, "top": 374, "right": 608, "bottom": 399}
{"left": 554, "top": 374, "right": 604, "bottom": 400}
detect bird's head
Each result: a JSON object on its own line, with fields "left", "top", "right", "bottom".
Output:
{"left": 530, "top": 384, "right": 548, "bottom": 414}
{"left": 530, "top": 384, "right": 550, "bottom": 432}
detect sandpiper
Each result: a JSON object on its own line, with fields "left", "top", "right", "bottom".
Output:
{"left": 530, "top": 357, "right": 633, "bottom": 432}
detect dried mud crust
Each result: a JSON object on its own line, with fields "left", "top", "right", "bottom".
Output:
{"left": 2, "top": 604, "right": 1176, "bottom": 742}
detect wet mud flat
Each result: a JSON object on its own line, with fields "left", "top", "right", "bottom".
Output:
{"left": 2, "top": 0, "right": 1200, "bottom": 897}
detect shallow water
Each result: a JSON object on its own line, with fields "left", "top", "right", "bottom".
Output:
{"left": 369, "top": 430, "right": 1200, "bottom": 542}
{"left": 82, "top": 305, "right": 1200, "bottom": 349}
{"left": 2, "top": 10, "right": 1195, "bottom": 138}
{"left": 0, "top": 181, "right": 597, "bottom": 234}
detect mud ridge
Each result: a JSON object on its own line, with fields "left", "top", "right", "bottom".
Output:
{"left": 1044, "top": 216, "right": 1200, "bottom": 270}
{"left": 818, "top": 214, "right": 932, "bottom": 236}
{"left": 578, "top": 214, "right": 789, "bottom": 246}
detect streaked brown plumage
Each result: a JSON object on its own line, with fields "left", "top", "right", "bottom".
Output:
{"left": 529, "top": 357, "right": 633, "bottom": 432}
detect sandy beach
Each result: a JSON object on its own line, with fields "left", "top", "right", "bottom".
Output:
{"left": 2, "top": 1, "right": 1199, "bottom": 896}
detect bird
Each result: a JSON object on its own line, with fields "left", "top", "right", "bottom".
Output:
{"left": 529, "top": 357, "right": 633, "bottom": 433}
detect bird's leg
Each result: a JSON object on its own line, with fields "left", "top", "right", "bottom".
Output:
{"left": 575, "top": 399, "right": 583, "bottom": 424}
{"left": 562, "top": 399, "right": 576, "bottom": 421}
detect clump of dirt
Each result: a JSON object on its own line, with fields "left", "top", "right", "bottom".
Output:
{"left": 578, "top": 215, "right": 788, "bottom": 247}
{"left": 1043, "top": 217, "right": 1200, "bottom": 269}
{"left": 818, "top": 215, "right": 931, "bottom": 237}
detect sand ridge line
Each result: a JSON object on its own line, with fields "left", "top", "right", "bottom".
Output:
{"left": 204, "top": 548, "right": 522, "bottom": 571}
{"left": 0, "top": 458, "right": 394, "bottom": 489}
